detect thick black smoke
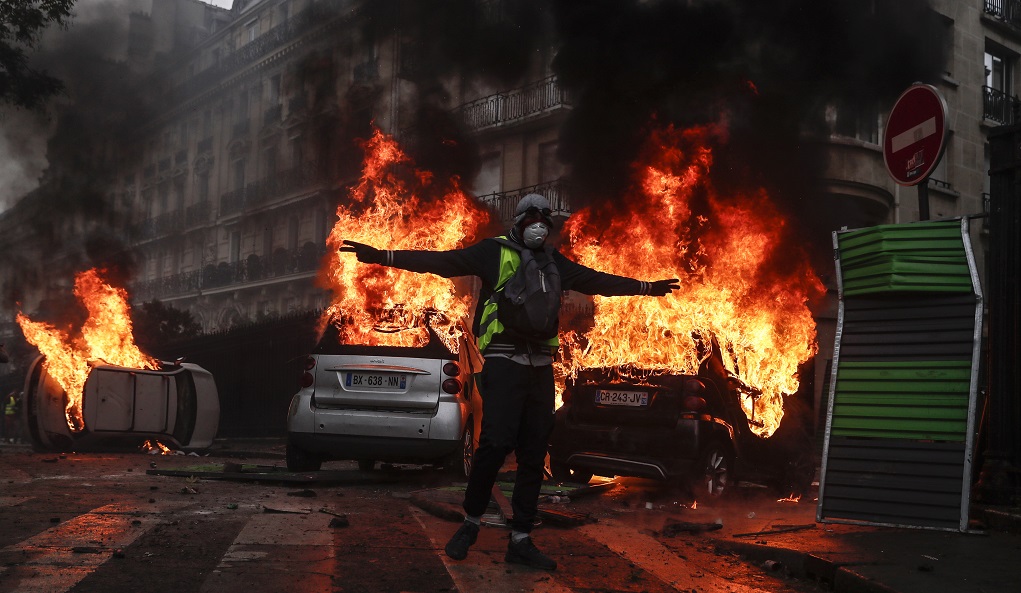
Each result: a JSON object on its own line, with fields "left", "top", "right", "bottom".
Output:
{"left": 368, "top": 0, "right": 548, "bottom": 191}
{"left": 550, "top": 0, "right": 949, "bottom": 256}
{"left": 1, "top": 1, "right": 164, "bottom": 313}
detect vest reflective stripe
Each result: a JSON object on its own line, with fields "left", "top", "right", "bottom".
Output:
{"left": 4, "top": 397, "right": 15, "bottom": 416}
{"left": 477, "top": 238, "right": 560, "bottom": 353}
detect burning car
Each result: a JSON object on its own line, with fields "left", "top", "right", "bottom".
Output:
{"left": 549, "top": 338, "right": 816, "bottom": 498}
{"left": 284, "top": 313, "right": 482, "bottom": 475}
{"left": 21, "top": 355, "right": 220, "bottom": 452}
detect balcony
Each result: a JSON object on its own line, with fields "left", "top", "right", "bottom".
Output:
{"left": 477, "top": 179, "right": 572, "bottom": 225}
{"left": 457, "top": 76, "right": 572, "bottom": 132}
{"left": 132, "top": 243, "right": 325, "bottom": 301}
{"left": 985, "top": 0, "right": 1021, "bottom": 29}
{"left": 219, "top": 163, "right": 327, "bottom": 217}
{"left": 983, "top": 85, "right": 1019, "bottom": 125}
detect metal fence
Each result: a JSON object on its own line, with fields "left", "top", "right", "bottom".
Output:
{"left": 477, "top": 180, "right": 573, "bottom": 225}
{"left": 458, "top": 76, "right": 572, "bottom": 132}
{"left": 983, "top": 85, "right": 1018, "bottom": 125}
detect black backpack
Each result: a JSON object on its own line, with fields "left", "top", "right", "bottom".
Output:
{"left": 491, "top": 238, "right": 562, "bottom": 341}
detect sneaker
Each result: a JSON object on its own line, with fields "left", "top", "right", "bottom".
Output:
{"left": 505, "top": 535, "right": 557, "bottom": 570}
{"left": 444, "top": 521, "right": 480, "bottom": 560}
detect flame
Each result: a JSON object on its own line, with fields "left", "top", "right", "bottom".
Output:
{"left": 558, "top": 124, "right": 824, "bottom": 437}
{"left": 142, "top": 439, "right": 174, "bottom": 455}
{"left": 320, "top": 127, "right": 489, "bottom": 351}
{"left": 777, "top": 493, "right": 801, "bottom": 503}
{"left": 16, "top": 268, "right": 158, "bottom": 432}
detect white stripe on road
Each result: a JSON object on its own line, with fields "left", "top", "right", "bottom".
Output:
{"left": 891, "top": 117, "right": 937, "bottom": 153}
{"left": 0, "top": 502, "right": 183, "bottom": 593}
{"left": 199, "top": 503, "right": 336, "bottom": 593}
{"left": 580, "top": 519, "right": 775, "bottom": 593}
{"left": 412, "top": 508, "right": 573, "bottom": 593}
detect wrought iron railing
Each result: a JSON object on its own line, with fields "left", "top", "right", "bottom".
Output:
{"left": 219, "top": 163, "right": 327, "bottom": 216}
{"left": 133, "top": 243, "right": 325, "bottom": 301}
{"left": 477, "top": 179, "right": 572, "bottom": 225}
{"left": 983, "top": 85, "right": 1019, "bottom": 124}
{"left": 458, "top": 76, "right": 572, "bottom": 132}
{"left": 985, "top": 0, "right": 1021, "bottom": 28}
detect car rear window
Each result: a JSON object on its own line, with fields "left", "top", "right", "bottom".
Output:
{"left": 313, "top": 317, "right": 459, "bottom": 359}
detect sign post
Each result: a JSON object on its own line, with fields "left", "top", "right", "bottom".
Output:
{"left": 883, "top": 84, "right": 949, "bottom": 221}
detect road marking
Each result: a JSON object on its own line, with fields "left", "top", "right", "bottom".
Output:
{"left": 891, "top": 117, "right": 936, "bottom": 153}
{"left": 0, "top": 502, "right": 184, "bottom": 593}
{"left": 199, "top": 502, "right": 336, "bottom": 593}
{"left": 412, "top": 508, "right": 573, "bottom": 593}
{"left": 580, "top": 519, "right": 775, "bottom": 593}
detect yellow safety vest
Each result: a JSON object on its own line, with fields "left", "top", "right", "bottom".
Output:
{"left": 477, "top": 237, "right": 560, "bottom": 353}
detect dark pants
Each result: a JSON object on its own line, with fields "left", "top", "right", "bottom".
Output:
{"left": 463, "top": 357, "right": 555, "bottom": 533}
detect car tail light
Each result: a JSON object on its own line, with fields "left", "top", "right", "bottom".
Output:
{"left": 300, "top": 372, "right": 314, "bottom": 389}
{"left": 683, "top": 396, "right": 707, "bottom": 411}
{"left": 442, "top": 378, "right": 462, "bottom": 394}
{"left": 304, "top": 356, "right": 316, "bottom": 371}
{"left": 442, "top": 362, "right": 460, "bottom": 377}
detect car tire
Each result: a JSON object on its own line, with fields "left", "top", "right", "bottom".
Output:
{"left": 286, "top": 437, "right": 322, "bottom": 472}
{"left": 549, "top": 460, "right": 593, "bottom": 485}
{"left": 693, "top": 441, "right": 734, "bottom": 499}
{"left": 440, "top": 421, "right": 474, "bottom": 478}
{"left": 357, "top": 459, "right": 376, "bottom": 472}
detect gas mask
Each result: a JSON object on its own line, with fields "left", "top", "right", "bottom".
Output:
{"left": 522, "top": 222, "right": 549, "bottom": 249}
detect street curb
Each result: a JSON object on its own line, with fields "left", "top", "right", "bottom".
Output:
{"left": 711, "top": 539, "right": 897, "bottom": 593}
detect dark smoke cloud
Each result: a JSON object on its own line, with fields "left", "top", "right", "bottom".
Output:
{"left": 1, "top": 0, "right": 164, "bottom": 313}
{"left": 368, "top": 0, "right": 548, "bottom": 191}
{"left": 550, "top": 0, "right": 949, "bottom": 255}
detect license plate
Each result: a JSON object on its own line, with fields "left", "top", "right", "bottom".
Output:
{"left": 344, "top": 372, "right": 407, "bottom": 390}
{"left": 595, "top": 389, "right": 648, "bottom": 407}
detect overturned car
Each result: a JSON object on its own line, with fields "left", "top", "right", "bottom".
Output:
{"left": 22, "top": 355, "right": 220, "bottom": 452}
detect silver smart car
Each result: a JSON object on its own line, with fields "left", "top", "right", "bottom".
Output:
{"left": 285, "top": 314, "right": 482, "bottom": 476}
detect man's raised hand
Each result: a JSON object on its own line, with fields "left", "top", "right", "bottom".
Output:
{"left": 339, "top": 240, "right": 385, "bottom": 264}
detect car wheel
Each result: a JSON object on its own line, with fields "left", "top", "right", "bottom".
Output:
{"left": 357, "top": 459, "right": 376, "bottom": 472}
{"left": 694, "top": 442, "right": 733, "bottom": 498}
{"left": 286, "top": 437, "right": 322, "bottom": 472}
{"left": 550, "top": 460, "right": 593, "bottom": 485}
{"left": 438, "top": 421, "right": 474, "bottom": 478}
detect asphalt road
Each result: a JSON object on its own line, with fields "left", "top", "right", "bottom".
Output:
{"left": 0, "top": 446, "right": 832, "bottom": 593}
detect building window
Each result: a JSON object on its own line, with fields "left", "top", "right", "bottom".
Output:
{"left": 247, "top": 20, "right": 258, "bottom": 43}
{"left": 230, "top": 231, "right": 241, "bottom": 263}
{"left": 538, "top": 142, "right": 562, "bottom": 184}
{"left": 233, "top": 159, "right": 246, "bottom": 190}
{"left": 473, "top": 152, "right": 502, "bottom": 196}
{"left": 832, "top": 100, "right": 879, "bottom": 144}
{"left": 984, "top": 45, "right": 1018, "bottom": 123}
{"left": 197, "top": 171, "right": 210, "bottom": 202}
{"left": 287, "top": 216, "right": 299, "bottom": 251}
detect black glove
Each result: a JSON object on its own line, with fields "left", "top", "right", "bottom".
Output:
{"left": 646, "top": 278, "right": 679, "bottom": 296}
{"left": 339, "top": 240, "right": 386, "bottom": 265}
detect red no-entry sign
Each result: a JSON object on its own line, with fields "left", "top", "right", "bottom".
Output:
{"left": 883, "top": 84, "right": 948, "bottom": 186}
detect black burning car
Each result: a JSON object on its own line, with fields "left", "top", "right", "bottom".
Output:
{"left": 548, "top": 338, "right": 815, "bottom": 498}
